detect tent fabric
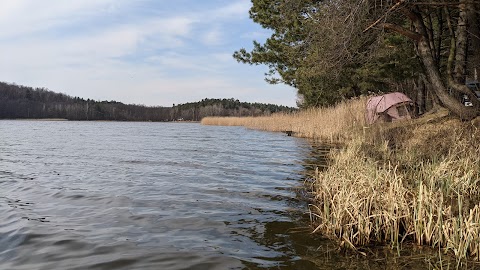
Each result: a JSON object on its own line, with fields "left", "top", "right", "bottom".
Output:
{"left": 366, "top": 92, "right": 413, "bottom": 124}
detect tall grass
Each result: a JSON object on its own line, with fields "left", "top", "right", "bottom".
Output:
{"left": 201, "top": 97, "right": 366, "bottom": 142}
{"left": 310, "top": 117, "right": 480, "bottom": 262}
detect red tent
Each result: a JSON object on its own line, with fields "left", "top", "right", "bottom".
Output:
{"left": 366, "top": 92, "right": 414, "bottom": 124}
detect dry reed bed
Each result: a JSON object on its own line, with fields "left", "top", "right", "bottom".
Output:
{"left": 310, "top": 118, "right": 480, "bottom": 262}
{"left": 201, "top": 97, "right": 367, "bottom": 142}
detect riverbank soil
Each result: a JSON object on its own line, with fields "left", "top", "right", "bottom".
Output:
{"left": 310, "top": 108, "right": 480, "bottom": 263}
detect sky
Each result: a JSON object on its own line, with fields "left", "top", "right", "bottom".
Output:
{"left": 0, "top": 0, "right": 298, "bottom": 107}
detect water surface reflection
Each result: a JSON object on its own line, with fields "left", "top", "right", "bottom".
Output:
{"left": 0, "top": 121, "right": 457, "bottom": 269}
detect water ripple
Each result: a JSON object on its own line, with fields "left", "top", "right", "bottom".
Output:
{"left": 0, "top": 121, "right": 313, "bottom": 269}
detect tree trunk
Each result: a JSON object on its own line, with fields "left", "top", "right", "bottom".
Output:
{"left": 435, "top": 8, "right": 443, "bottom": 66}
{"left": 445, "top": 3, "right": 480, "bottom": 109}
{"left": 416, "top": 75, "right": 426, "bottom": 115}
{"left": 413, "top": 10, "right": 478, "bottom": 120}
{"left": 454, "top": 1, "right": 468, "bottom": 84}
{"left": 467, "top": 3, "right": 480, "bottom": 81}
{"left": 417, "top": 39, "right": 477, "bottom": 119}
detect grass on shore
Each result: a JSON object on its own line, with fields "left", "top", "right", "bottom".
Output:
{"left": 202, "top": 98, "right": 480, "bottom": 262}
{"left": 311, "top": 120, "right": 480, "bottom": 261}
{"left": 201, "top": 97, "right": 366, "bottom": 142}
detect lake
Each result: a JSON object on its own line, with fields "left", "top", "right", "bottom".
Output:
{"left": 0, "top": 121, "right": 438, "bottom": 269}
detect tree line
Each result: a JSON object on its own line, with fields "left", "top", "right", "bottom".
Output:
{"left": 0, "top": 81, "right": 296, "bottom": 121}
{"left": 235, "top": 0, "right": 480, "bottom": 119}
{"left": 173, "top": 98, "right": 295, "bottom": 121}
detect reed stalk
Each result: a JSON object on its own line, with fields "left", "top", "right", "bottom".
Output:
{"left": 311, "top": 115, "right": 480, "bottom": 262}
{"left": 202, "top": 97, "right": 367, "bottom": 142}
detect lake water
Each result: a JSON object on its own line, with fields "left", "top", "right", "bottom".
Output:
{"left": 0, "top": 121, "right": 440, "bottom": 269}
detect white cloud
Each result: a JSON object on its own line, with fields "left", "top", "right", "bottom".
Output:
{"left": 202, "top": 28, "right": 224, "bottom": 46}
{"left": 212, "top": 53, "right": 234, "bottom": 63}
{"left": 0, "top": 0, "right": 298, "bottom": 107}
{"left": 147, "top": 16, "right": 196, "bottom": 37}
{"left": 213, "top": 1, "right": 251, "bottom": 19}
{"left": 0, "top": 0, "right": 127, "bottom": 39}
{"left": 0, "top": 13, "right": 197, "bottom": 70}
{"left": 145, "top": 53, "right": 211, "bottom": 73}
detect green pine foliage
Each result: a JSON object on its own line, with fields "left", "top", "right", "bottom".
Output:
{"left": 233, "top": 0, "right": 423, "bottom": 108}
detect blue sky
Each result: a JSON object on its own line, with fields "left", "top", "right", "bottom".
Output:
{"left": 0, "top": 0, "right": 298, "bottom": 107}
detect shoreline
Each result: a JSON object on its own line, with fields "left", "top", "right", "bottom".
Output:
{"left": 10, "top": 118, "right": 69, "bottom": 121}
{"left": 2, "top": 119, "right": 200, "bottom": 123}
{"left": 201, "top": 99, "right": 480, "bottom": 264}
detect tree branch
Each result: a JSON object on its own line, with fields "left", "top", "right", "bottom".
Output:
{"left": 363, "top": 0, "right": 407, "bottom": 33}
{"left": 411, "top": 1, "right": 480, "bottom": 6}
{"left": 381, "top": 23, "right": 423, "bottom": 41}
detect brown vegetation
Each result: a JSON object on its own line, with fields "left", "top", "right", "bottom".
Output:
{"left": 202, "top": 97, "right": 366, "bottom": 142}
{"left": 311, "top": 117, "right": 480, "bottom": 261}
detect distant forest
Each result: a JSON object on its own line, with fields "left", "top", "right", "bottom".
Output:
{"left": 0, "top": 81, "right": 296, "bottom": 121}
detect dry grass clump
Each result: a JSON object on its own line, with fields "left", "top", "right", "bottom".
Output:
{"left": 201, "top": 97, "right": 367, "bottom": 142}
{"left": 310, "top": 118, "right": 480, "bottom": 261}
{"left": 310, "top": 139, "right": 412, "bottom": 249}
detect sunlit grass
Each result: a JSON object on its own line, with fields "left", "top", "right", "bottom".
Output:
{"left": 201, "top": 97, "right": 367, "bottom": 142}
{"left": 310, "top": 124, "right": 480, "bottom": 261}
